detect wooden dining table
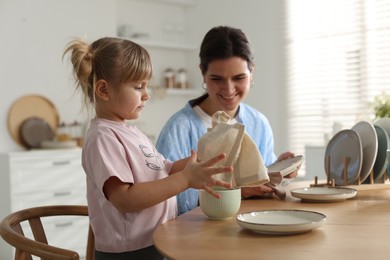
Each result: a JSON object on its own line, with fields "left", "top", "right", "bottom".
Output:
{"left": 153, "top": 181, "right": 390, "bottom": 260}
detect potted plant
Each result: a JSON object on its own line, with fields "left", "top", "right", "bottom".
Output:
{"left": 372, "top": 92, "right": 390, "bottom": 119}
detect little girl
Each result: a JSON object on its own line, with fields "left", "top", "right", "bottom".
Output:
{"left": 63, "top": 37, "right": 233, "bottom": 260}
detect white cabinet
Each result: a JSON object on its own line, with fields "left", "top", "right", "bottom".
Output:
{"left": 0, "top": 149, "right": 88, "bottom": 259}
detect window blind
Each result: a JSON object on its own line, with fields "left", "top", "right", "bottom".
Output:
{"left": 285, "top": 0, "right": 390, "bottom": 177}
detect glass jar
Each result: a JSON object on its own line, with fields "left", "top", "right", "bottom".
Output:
{"left": 176, "top": 68, "right": 188, "bottom": 89}
{"left": 164, "top": 68, "right": 175, "bottom": 88}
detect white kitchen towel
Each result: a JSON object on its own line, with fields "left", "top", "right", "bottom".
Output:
{"left": 197, "top": 111, "right": 269, "bottom": 187}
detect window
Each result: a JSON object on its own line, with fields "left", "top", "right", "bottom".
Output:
{"left": 286, "top": 0, "right": 390, "bottom": 177}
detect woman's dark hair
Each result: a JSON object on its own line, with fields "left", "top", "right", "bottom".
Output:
{"left": 199, "top": 26, "right": 255, "bottom": 74}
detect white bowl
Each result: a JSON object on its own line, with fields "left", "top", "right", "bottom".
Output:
{"left": 199, "top": 187, "right": 241, "bottom": 220}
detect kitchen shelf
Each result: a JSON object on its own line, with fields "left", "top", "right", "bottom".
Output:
{"left": 139, "top": 0, "right": 196, "bottom": 7}
{"left": 151, "top": 87, "right": 202, "bottom": 99}
{"left": 123, "top": 37, "right": 197, "bottom": 51}
{"left": 166, "top": 88, "right": 200, "bottom": 95}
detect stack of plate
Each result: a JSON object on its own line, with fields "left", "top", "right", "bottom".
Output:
{"left": 324, "top": 118, "right": 390, "bottom": 186}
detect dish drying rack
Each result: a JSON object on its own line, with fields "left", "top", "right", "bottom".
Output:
{"left": 310, "top": 155, "right": 390, "bottom": 190}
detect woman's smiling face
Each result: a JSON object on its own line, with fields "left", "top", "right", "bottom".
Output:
{"left": 202, "top": 56, "right": 253, "bottom": 117}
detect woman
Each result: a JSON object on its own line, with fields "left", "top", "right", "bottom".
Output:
{"left": 156, "top": 26, "right": 297, "bottom": 215}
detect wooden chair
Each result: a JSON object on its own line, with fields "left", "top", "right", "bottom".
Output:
{"left": 0, "top": 205, "right": 94, "bottom": 260}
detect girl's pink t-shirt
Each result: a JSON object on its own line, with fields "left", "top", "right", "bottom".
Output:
{"left": 82, "top": 118, "right": 176, "bottom": 252}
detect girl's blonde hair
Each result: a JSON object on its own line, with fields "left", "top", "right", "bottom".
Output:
{"left": 63, "top": 37, "right": 152, "bottom": 109}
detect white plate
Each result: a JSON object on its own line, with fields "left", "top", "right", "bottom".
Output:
{"left": 372, "top": 125, "right": 390, "bottom": 182}
{"left": 324, "top": 129, "right": 363, "bottom": 185}
{"left": 267, "top": 155, "right": 304, "bottom": 176}
{"left": 374, "top": 118, "right": 390, "bottom": 138}
{"left": 351, "top": 121, "right": 378, "bottom": 183}
{"left": 290, "top": 187, "right": 357, "bottom": 202}
{"left": 236, "top": 210, "right": 326, "bottom": 235}
{"left": 374, "top": 118, "right": 390, "bottom": 180}
{"left": 20, "top": 117, "right": 55, "bottom": 149}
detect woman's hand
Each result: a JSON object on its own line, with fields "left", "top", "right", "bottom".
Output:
{"left": 182, "top": 150, "right": 233, "bottom": 198}
{"left": 240, "top": 185, "right": 274, "bottom": 199}
{"left": 276, "top": 151, "right": 299, "bottom": 178}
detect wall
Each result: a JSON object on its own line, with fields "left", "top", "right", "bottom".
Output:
{"left": 0, "top": 0, "right": 116, "bottom": 152}
{"left": 0, "top": 0, "right": 288, "bottom": 155}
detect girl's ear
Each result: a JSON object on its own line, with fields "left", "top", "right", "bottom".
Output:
{"left": 95, "top": 80, "right": 109, "bottom": 101}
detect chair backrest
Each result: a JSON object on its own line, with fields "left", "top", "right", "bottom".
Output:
{"left": 0, "top": 205, "right": 94, "bottom": 260}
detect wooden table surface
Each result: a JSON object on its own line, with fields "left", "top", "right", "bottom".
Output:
{"left": 153, "top": 181, "right": 390, "bottom": 260}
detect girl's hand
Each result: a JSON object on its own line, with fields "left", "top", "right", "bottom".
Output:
{"left": 183, "top": 150, "right": 233, "bottom": 198}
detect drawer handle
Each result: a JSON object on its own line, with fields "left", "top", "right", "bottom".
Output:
{"left": 53, "top": 191, "right": 72, "bottom": 197}
{"left": 52, "top": 160, "right": 71, "bottom": 166}
{"left": 55, "top": 222, "right": 73, "bottom": 228}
